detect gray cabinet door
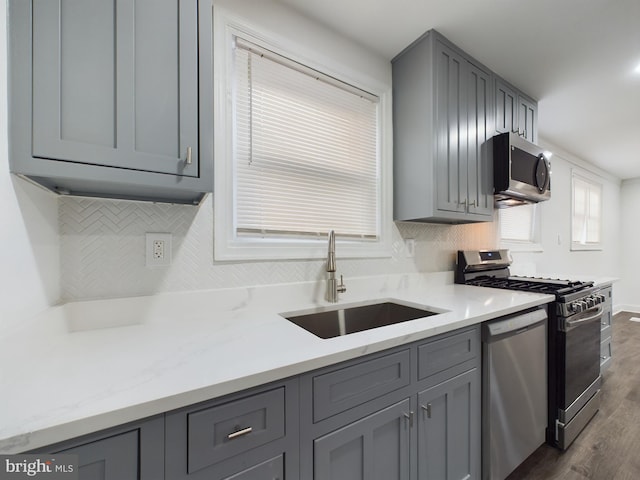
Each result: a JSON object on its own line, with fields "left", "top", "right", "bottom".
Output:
{"left": 56, "top": 431, "right": 139, "bottom": 480}
{"left": 314, "top": 399, "right": 411, "bottom": 480}
{"left": 31, "top": 0, "right": 198, "bottom": 177}
{"left": 223, "top": 455, "right": 284, "bottom": 480}
{"left": 518, "top": 95, "right": 537, "bottom": 143}
{"left": 495, "top": 77, "right": 538, "bottom": 143}
{"left": 435, "top": 40, "right": 467, "bottom": 214}
{"left": 417, "top": 369, "right": 480, "bottom": 480}
{"left": 465, "top": 62, "right": 493, "bottom": 217}
{"left": 41, "top": 416, "right": 165, "bottom": 480}
{"left": 495, "top": 78, "right": 517, "bottom": 135}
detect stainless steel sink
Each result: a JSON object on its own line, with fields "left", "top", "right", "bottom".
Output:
{"left": 282, "top": 301, "right": 439, "bottom": 339}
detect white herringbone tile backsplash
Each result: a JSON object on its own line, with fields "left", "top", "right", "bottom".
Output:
{"left": 60, "top": 196, "right": 499, "bottom": 301}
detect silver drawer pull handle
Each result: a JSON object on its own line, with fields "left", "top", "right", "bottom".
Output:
{"left": 185, "top": 146, "right": 193, "bottom": 165}
{"left": 421, "top": 403, "right": 432, "bottom": 418}
{"left": 227, "top": 427, "right": 252, "bottom": 440}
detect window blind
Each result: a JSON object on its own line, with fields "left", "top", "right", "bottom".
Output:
{"left": 572, "top": 176, "right": 602, "bottom": 245}
{"left": 499, "top": 204, "right": 537, "bottom": 242}
{"left": 233, "top": 37, "right": 380, "bottom": 240}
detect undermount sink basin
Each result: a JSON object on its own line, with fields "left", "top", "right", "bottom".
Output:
{"left": 282, "top": 301, "right": 440, "bottom": 339}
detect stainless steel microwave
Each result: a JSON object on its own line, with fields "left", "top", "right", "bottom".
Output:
{"left": 488, "top": 132, "right": 551, "bottom": 208}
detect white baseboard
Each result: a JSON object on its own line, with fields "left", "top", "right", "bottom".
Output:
{"left": 614, "top": 304, "right": 640, "bottom": 315}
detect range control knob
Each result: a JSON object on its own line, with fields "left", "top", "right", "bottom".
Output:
{"left": 586, "top": 297, "right": 595, "bottom": 308}
{"left": 572, "top": 302, "right": 583, "bottom": 313}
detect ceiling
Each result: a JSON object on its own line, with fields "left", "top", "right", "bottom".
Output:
{"left": 277, "top": 0, "right": 640, "bottom": 180}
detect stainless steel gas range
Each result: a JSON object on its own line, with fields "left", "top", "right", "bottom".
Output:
{"left": 456, "top": 249, "right": 606, "bottom": 451}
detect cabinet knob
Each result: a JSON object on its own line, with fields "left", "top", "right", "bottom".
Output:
{"left": 421, "top": 403, "right": 432, "bottom": 418}
{"left": 403, "top": 411, "right": 414, "bottom": 428}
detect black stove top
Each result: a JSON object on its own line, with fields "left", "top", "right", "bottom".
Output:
{"left": 466, "top": 275, "right": 593, "bottom": 296}
{"left": 455, "top": 250, "right": 595, "bottom": 299}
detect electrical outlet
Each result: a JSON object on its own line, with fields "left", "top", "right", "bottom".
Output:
{"left": 146, "top": 233, "right": 172, "bottom": 267}
{"left": 404, "top": 238, "right": 416, "bottom": 258}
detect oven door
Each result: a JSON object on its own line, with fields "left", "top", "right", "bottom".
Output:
{"left": 556, "top": 305, "right": 603, "bottom": 448}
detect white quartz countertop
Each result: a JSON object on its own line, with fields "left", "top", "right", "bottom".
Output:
{"left": 0, "top": 272, "right": 554, "bottom": 454}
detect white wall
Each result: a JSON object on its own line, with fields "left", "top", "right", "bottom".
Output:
{"left": 618, "top": 178, "right": 640, "bottom": 311}
{"left": 509, "top": 139, "right": 622, "bottom": 290}
{"left": 0, "top": 0, "right": 60, "bottom": 330}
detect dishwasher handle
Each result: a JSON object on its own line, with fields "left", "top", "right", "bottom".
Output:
{"left": 484, "top": 307, "right": 547, "bottom": 341}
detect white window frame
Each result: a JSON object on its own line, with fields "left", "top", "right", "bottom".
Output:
{"left": 213, "top": 7, "right": 393, "bottom": 261}
{"left": 498, "top": 203, "right": 543, "bottom": 252}
{"left": 571, "top": 169, "right": 603, "bottom": 251}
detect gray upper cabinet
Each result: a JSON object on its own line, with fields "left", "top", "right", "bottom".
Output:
{"left": 8, "top": 0, "right": 213, "bottom": 204}
{"left": 495, "top": 76, "right": 538, "bottom": 143}
{"left": 393, "top": 30, "right": 494, "bottom": 224}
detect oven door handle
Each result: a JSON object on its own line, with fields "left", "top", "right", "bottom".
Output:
{"left": 563, "top": 306, "right": 603, "bottom": 331}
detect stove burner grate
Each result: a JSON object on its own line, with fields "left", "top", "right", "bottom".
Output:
{"left": 467, "top": 276, "right": 592, "bottom": 296}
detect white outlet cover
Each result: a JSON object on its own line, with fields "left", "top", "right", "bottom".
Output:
{"left": 146, "top": 233, "right": 172, "bottom": 267}
{"left": 404, "top": 239, "right": 416, "bottom": 258}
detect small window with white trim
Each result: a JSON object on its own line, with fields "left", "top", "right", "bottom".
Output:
{"left": 499, "top": 203, "right": 542, "bottom": 252}
{"left": 213, "top": 13, "right": 391, "bottom": 261}
{"left": 571, "top": 171, "right": 602, "bottom": 250}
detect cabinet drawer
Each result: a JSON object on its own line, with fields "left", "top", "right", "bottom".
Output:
{"left": 187, "top": 387, "right": 285, "bottom": 473}
{"left": 418, "top": 327, "right": 479, "bottom": 381}
{"left": 312, "top": 349, "right": 411, "bottom": 422}
{"left": 224, "top": 455, "right": 283, "bottom": 480}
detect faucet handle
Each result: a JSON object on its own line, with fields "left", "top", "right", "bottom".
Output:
{"left": 337, "top": 275, "right": 347, "bottom": 294}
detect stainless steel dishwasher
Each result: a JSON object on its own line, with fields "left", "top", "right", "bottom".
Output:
{"left": 482, "top": 307, "right": 547, "bottom": 480}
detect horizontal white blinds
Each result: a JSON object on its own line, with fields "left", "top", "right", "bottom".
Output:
{"left": 572, "top": 176, "right": 602, "bottom": 245}
{"left": 233, "top": 38, "right": 380, "bottom": 239}
{"left": 500, "top": 204, "right": 536, "bottom": 242}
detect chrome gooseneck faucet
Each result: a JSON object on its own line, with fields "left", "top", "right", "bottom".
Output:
{"left": 326, "top": 230, "right": 346, "bottom": 303}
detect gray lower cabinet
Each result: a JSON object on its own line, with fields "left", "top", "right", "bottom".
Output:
{"left": 417, "top": 369, "right": 480, "bottom": 480}
{"left": 164, "top": 379, "right": 298, "bottom": 480}
{"left": 600, "top": 284, "right": 613, "bottom": 372}
{"left": 314, "top": 399, "right": 411, "bottom": 480}
{"left": 393, "top": 29, "right": 493, "bottom": 224}
{"left": 7, "top": 0, "right": 213, "bottom": 204}
{"left": 495, "top": 77, "right": 538, "bottom": 144}
{"left": 29, "top": 325, "right": 482, "bottom": 480}
{"left": 30, "top": 416, "right": 164, "bottom": 480}
{"left": 300, "top": 326, "right": 481, "bottom": 480}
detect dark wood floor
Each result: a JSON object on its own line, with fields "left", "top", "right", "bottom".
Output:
{"left": 507, "top": 311, "right": 640, "bottom": 480}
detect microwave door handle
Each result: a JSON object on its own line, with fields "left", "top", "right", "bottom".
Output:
{"left": 563, "top": 306, "right": 603, "bottom": 331}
